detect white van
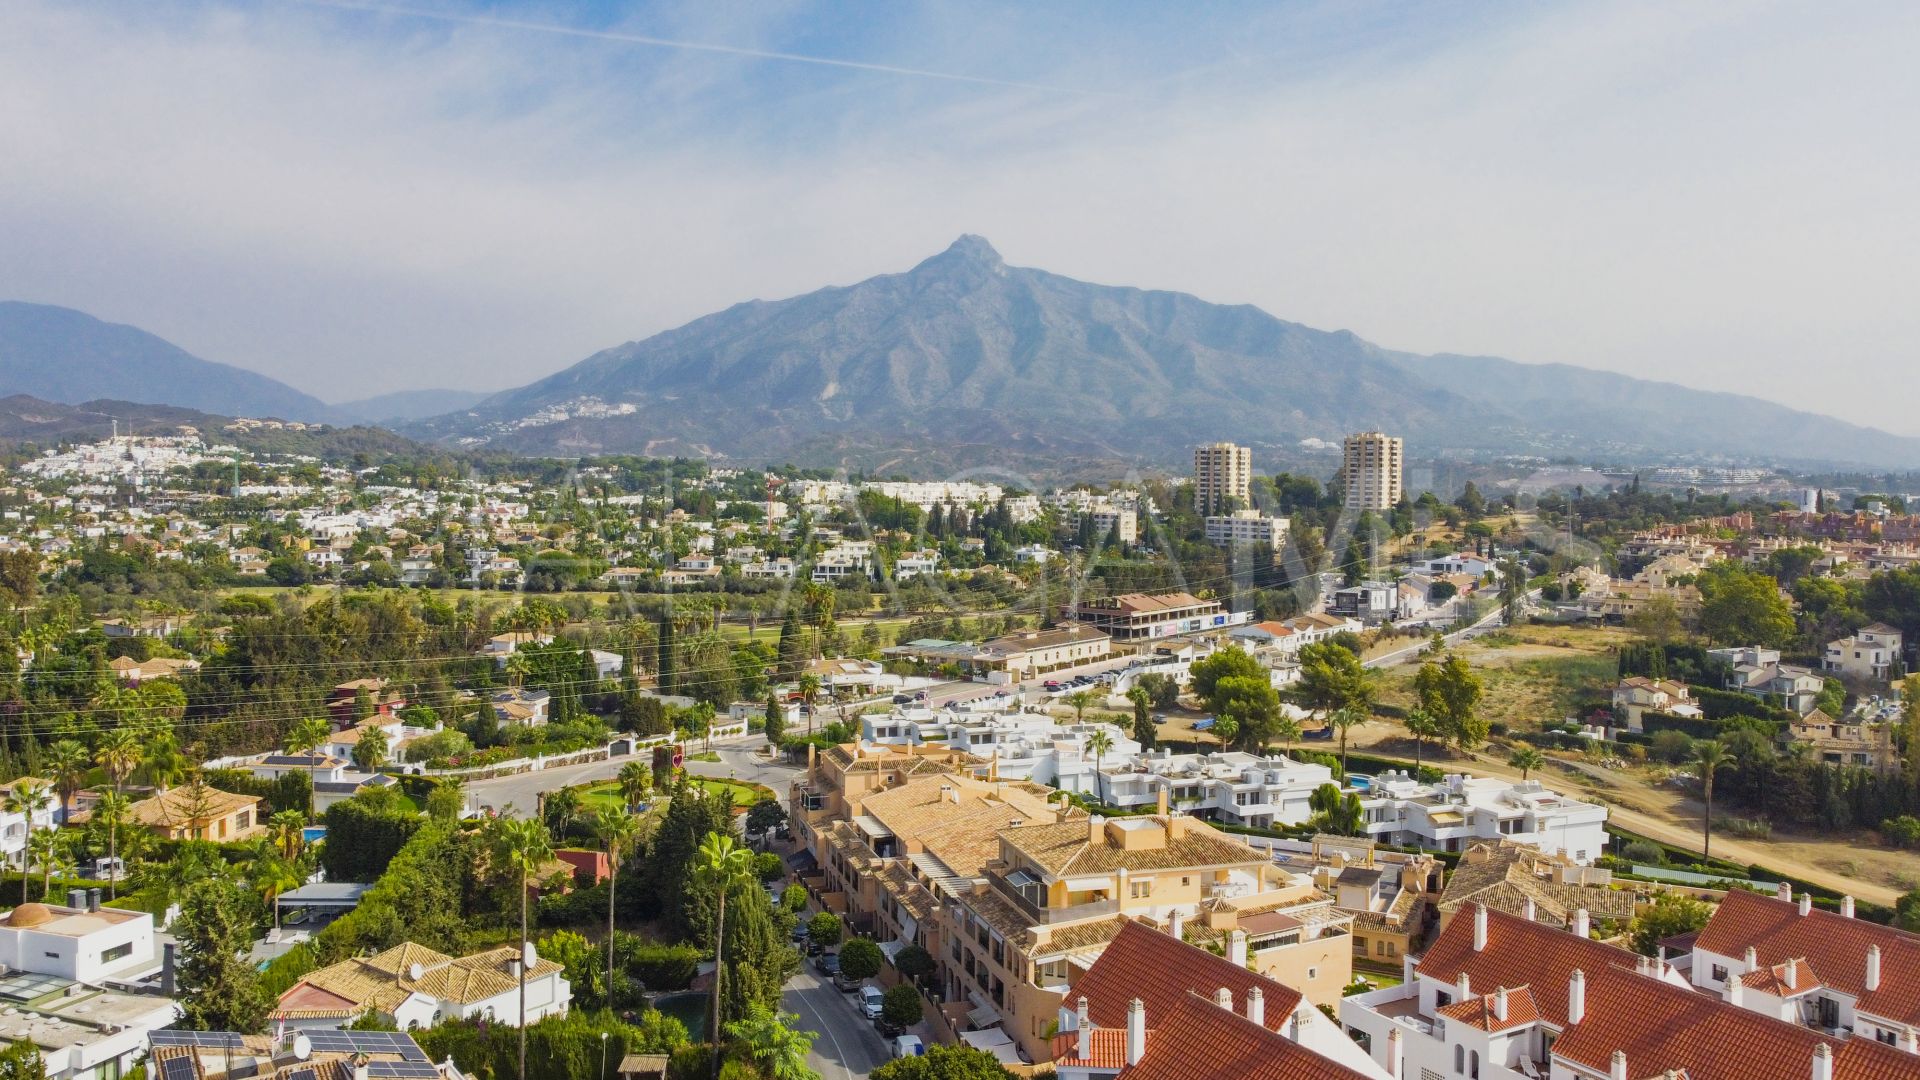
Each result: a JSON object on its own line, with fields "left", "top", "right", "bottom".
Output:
{"left": 890, "top": 1035, "right": 925, "bottom": 1059}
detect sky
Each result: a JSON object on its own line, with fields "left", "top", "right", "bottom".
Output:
{"left": 3, "top": 1, "right": 1918, "bottom": 430}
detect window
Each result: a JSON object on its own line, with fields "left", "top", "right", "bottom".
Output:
{"left": 1454, "top": 1046, "right": 1464, "bottom": 1072}
{"left": 101, "top": 942, "right": 133, "bottom": 964}
{"left": 1710, "top": 964, "right": 1729, "bottom": 983}
{"left": 1307, "top": 966, "right": 1318, "bottom": 980}
{"left": 1470, "top": 1050, "right": 1480, "bottom": 1079}
{"left": 1878, "top": 1029, "right": 1898, "bottom": 1045}
{"left": 1130, "top": 880, "right": 1152, "bottom": 899}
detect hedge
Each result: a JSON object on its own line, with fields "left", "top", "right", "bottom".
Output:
{"left": 1690, "top": 687, "right": 1797, "bottom": 725}
{"left": 1641, "top": 712, "right": 1781, "bottom": 741}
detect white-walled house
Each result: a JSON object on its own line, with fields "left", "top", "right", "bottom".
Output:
{"left": 0, "top": 896, "right": 158, "bottom": 984}
{"left": 1824, "top": 623, "right": 1904, "bottom": 682}
{"left": 273, "top": 940, "right": 570, "bottom": 1032}
{"left": 1357, "top": 772, "right": 1610, "bottom": 864}
{"left": 1094, "top": 749, "right": 1334, "bottom": 829}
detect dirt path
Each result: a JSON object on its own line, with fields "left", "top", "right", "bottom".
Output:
{"left": 1344, "top": 731, "right": 1905, "bottom": 907}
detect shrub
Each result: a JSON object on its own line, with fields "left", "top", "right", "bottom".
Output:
{"left": 881, "top": 983, "right": 924, "bottom": 1027}
{"left": 807, "top": 912, "right": 844, "bottom": 948}
{"left": 1713, "top": 816, "right": 1772, "bottom": 840}
{"left": 1621, "top": 840, "right": 1666, "bottom": 866}
{"left": 1650, "top": 730, "right": 1695, "bottom": 763}
{"left": 837, "top": 938, "right": 883, "bottom": 982}
{"left": 627, "top": 942, "right": 704, "bottom": 991}
{"left": 1882, "top": 816, "right": 1920, "bottom": 850}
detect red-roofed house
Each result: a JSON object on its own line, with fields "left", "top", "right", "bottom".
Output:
{"left": 1342, "top": 902, "right": 1648, "bottom": 1079}
{"left": 1058, "top": 992, "right": 1379, "bottom": 1080}
{"left": 1687, "top": 885, "right": 1920, "bottom": 1047}
{"left": 1052, "top": 920, "right": 1386, "bottom": 1080}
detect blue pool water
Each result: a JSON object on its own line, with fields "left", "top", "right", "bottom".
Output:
{"left": 303, "top": 827, "right": 327, "bottom": 842}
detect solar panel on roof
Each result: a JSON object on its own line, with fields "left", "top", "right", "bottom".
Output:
{"left": 367, "top": 1062, "right": 441, "bottom": 1078}
{"left": 303, "top": 1030, "right": 429, "bottom": 1061}
{"left": 149, "top": 1030, "right": 246, "bottom": 1049}
{"left": 159, "top": 1056, "right": 199, "bottom": 1080}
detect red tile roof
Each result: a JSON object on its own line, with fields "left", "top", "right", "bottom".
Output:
{"left": 1050, "top": 1027, "right": 1134, "bottom": 1069}
{"left": 1739, "top": 957, "right": 1823, "bottom": 998}
{"left": 1835, "top": 1037, "right": 1920, "bottom": 1080}
{"left": 1065, "top": 920, "right": 1303, "bottom": 1035}
{"left": 1113, "top": 993, "right": 1375, "bottom": 1080}
{"left": 1695, "top": 889, "right": 1920, "bottom": 1026}
{"left": 1415, "top": 903, "right": 1634, "bottom": 1027}
{"left": 1437, "top": 985, "right": 1541, "bottom": 1033}
{"left": 1549, "top": 964, "right": 1920, "bottom": 1080}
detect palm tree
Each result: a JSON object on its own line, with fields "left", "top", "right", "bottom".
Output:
{"left": 504, "top": 651, "right": 531, "bottom": 690}
{"left": 485, "top": 815, "right": 553, "bottom": 1080}
{"left": 139, "top": 731, "right": 188, "bottom": 794}
{"left": 796, "top": 674, "right": 821, "bottom": 734}
{"left": 27, "top": 827, "right": 58, "bottom": 900}
{"left": 286, "top": 718, "right": 333, "bottom": 818}
{"left": 724, "top": 1003, "right": 820, "bottom": 1080}
{"left": 270, "top": 809, "right": 308, "bottom": 861}
{"left": 1211, "top": 716, "right": 1240, "bottom": 750}
{"left": 44, "top": 739, "right": 89, "bottom": 827}
{"left": 1329, "top": 706, "right": 1365, "bottom": 777}
{"left": 594, "top": 808, "right": 642, "bottom": 1009}
{"left": 96, "top": 729, "right": 141, "bottom": 800}
{"left": 617, "top": 761, "right": 653, "bottom": 810}
{"left": 695, "top": 831, "right": 755, "bottom": 1080}
{"left": 4, "top": 781, "right": 52, "bottom": 903}
{"left": 1085, "top": 729, "right": 1114, "bottom": 801}
{"left": 254, "top": 853, "right": 303, "bottom": 931}
{"left": 1402, "top": 707, "right": 1443, "bottom": 772}
{"left": 1064, "top": 690, "right": 1097, "bottom": 725}
{"left": 1693, "top": 739, "right": 1734, "bottom": 860}
{"left": 92, "top": 791, "right": 131, "bottom": 896}
{"left": 1507, "top": 746, "right": 1545, "bottom": 781}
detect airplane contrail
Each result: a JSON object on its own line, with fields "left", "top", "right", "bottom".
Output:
{"left": 287, "top": 0, "right": 1110, "bottom": 97}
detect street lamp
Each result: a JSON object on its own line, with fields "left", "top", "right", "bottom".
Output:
{"left": 600, "top": 1030, "right": 610, "bottom": 1080}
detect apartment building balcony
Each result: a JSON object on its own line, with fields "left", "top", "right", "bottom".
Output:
{"left": 995, "top": 879, "right": 1122, "bottom": 925}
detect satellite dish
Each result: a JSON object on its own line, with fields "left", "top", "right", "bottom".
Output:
{"left": 293, "top": 1035, "right": 312, "bottom": 1060}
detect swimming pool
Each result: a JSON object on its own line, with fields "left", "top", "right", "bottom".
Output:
{"left": 303, "top": 827, "right": 326, "bottom": 843}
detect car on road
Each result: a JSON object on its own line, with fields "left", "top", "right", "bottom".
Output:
{"left": 914, "top": 691, "right": 928, "bottom": 701}
{"left": 1152, "top": 714, "right": 1168, "bottom": 725}
{"left": 873, "top": 1015, "right": 907, "bottom": 1039}
{"left": 890, "top": 1035, "right": 925, "bottom": 1059}
{"left": 993, "top": 689, "right": 1010, "bottom": 697}
{"left": 892, "top": 694, "right": 912, "bottom": 704}
{"left": 859, "top": 985, "right": 885, "bottom": 1019}
{"left": 814, "top": 953, "right": 840, "bottom": 979}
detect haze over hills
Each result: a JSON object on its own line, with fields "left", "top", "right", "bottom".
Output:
{"left": 0, "top": 394, "right": 428, "bottom": 460}
{"left": 334, "top": 388, "right": 491, "bottom": 425}
{"left": 0, "top": 302, "right": 331, "bottom": 423}
{"left": 412, "top": 236, "right": 1920, "bottom": 471}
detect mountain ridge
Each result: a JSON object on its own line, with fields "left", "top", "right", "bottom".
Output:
{"left": 0, "top": 302, "right": 330, "bottom": 422}
{"left": 416, "top": 236, "right": 1920, "bottom": 469}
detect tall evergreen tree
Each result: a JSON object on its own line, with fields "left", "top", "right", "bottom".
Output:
{"left": 656, "top": 605, "right": 677, "bottom": 695}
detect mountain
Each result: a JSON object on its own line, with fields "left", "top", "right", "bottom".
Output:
{"left": 0, "top": 395, "right": 431, "bottom": 462}
{"left": 334, "top": 388, "right": 491, "bottom": 425}
{"left": 415, "top": 236, "right": 1920, "bottom": 470}
{"left": 0, "top": 302, "right": 329, "bottom": 422}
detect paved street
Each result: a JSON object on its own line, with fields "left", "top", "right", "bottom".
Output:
{"left": 784, "top": 968, "right": 891, "bottom": 1080}
{"left": 467, "top": 737, "right": 800, "bottom": 817}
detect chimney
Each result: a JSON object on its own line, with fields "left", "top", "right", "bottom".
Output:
{"left": 1494, "top": 987, "right": 1509, "bottom": 1023}
{"left": 1798, "top": 893, "right": 1813, "bottom": 917}
{"left": 1573, "top": 907, "right": 1590, "bottom": 939}
{"left": 1290, "top": 1002, "right": 1309, "bottom": 1041}
{"left": 1457, "top": 971, "right": 1472, "bottom": 999}
{"left": 65, "top": 887, "right": 85, "bottom": 910}
{"left": 1782, "top": 959, "right": 1796, "bottom": 989}
{"left": 1157, "top": 787, "right": 1169, "bottom": 816}
{"left": 1866, "top": 945, "right": 1882, "bottom": 992}
{"left": 1778, "top": 880, "right": 1793, "bottom": 902}
{"left": 1812, "top": 1043, "right": 1833, "bottom": 1080}
{"left": 1568, "top": 969, "right": 1586, "bottom": 1025}
{"left": 1228, "top": 930, "right": 1248, "bottom": 967}
{"left": 1126, "top": 999, "right": 1146, "bottom": 1066}
{"left": 1089, "top": 815, "right": 1106, "bottom": 845}
{"left": 1745, "top": 946, "right": 1759, "bottom": 971}
{"left": 1473, "top": 904, "right": 1488, "bottom": 951}
{"left": 1214, "top": 987, "right": 1234, "bottom": 1011}
{"left": 1246, "top": 987, "right": 1265, "bottom": 1028}
{"left": 1523, "top": 897, "right": 1537, "bottom": 922}
{"left": 1840, "top": 895, "right": 1855, "bottom": 919}
{"left": 1077, "top": 997, "right": 1091, "bottom": 1060}
{"left": 87, "top": 888, "right": 100, "bottom": 913}
{"left": 1386, "top": 1028, "right": 1402, "bottom": 1080}
{"left": 1169, "top": 909, "right": 1185, "bottom": 940}
{"left": 1610, "top": 1050, "right": 1628, "bottom": 1080}
{"left": 162, "top": 943, "right": 176, "bottom": 996}
{"left": 1727, "top": 972, "right": 1746, "bottom": 1009}
{"left": 1902, "top": 1027, "right": 1918, "bottom": 1053}
{"left": 353, "top": 1061, "right": 370, "bottom": 1080}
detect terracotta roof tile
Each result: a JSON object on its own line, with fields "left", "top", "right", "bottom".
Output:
{"left": 1437, "top": 985, "right": 1541, "bottom": 1033}
{"left": 1416, "top": 903, "right": 1634, "bottom": 1027}
{"left": 1551, "top": 964, "right": 1918, "bottom": 1080}
{"left": 1064, "top": 920, "right": 1303, "bottom": 1035}
{"left": 1110, "top": 993, "right": 1374, "bottom": 1080}
{"left": 1696, "top": 889, "right": 1920, "bottom": 1027}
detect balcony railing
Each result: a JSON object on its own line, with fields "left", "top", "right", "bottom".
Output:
{"left": 997, "top": 883, "right": 1122, "bottom": 925}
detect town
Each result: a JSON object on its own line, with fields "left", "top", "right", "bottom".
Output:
{"left": 0, "top": 423, "right": 1911, "bottom": 1080}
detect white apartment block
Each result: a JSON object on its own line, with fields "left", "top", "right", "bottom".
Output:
{"left": 892, "top": 549, "right": 942, "bottom": 579}
{"left": 1087, "top": 507, "right": 1139, "bottom": 543}
{"left": 1357, "top": 772, "right": 1610, "bottom": 864}
{"left": 1825, "top": 623, "right": 1904, "bottom": 681}
{"left": 1204, "top": 510, "right": 1290, "bottom": 548}
{"left": 1094, "top": 749, "right": 1335, "bottom": 829}
{"left": 811, "top": 543, "right": 873, "bottom": 582}
{"left": 1193, "top": 442, "right": 1253, "bottom": 515}
{"left": 1341, "top": 431, "right": 1404, "bottom": 513}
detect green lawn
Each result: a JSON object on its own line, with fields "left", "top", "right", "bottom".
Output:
{"left": 578, "top": 776, "right": 774, "bottom": 812}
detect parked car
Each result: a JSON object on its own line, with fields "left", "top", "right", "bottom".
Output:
{"left": 814, "top": 953, "right": 840, "bottom": 978}
{"left": 791, "top": 925, "right": 810, "bottom": 945}
{"left": 1043, "top": 681, "right": 1062, "bottom": 691}
{"left": 1303, "top": 726, "right": 1334, "bottom": 740}
{"left": 873, "top": 1016, "right": 907, "bottom": 1039}
{"left": 890, "top": 1036, "right": 925, "bottom": 1059}
{"left": 892, "top": 694, "right": 912, "bottom": 704}
{"left": 914, "top": 691, "right": 928, "bottom": 701}
{"left": 859, "top": 985, "right": 885, "bottom": 1020}
{"left": 1152, "top": 714, "right": 1168, "bottom": 725}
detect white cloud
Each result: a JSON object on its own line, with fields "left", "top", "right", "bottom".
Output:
{"left": 2, "top": 0, "right": 1916, "bottom": 434}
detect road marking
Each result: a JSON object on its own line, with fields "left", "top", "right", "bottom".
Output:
{"left": 788, "top": 976, "right": 856, "bottom": 1080}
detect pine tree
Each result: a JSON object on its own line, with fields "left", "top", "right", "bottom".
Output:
{"left": 656, "top": 606, "right": 677, "bottom": 695}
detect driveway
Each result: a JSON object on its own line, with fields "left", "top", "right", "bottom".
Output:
{"left": 784, "top": 968, "right": 890, "bottom": 1080}
{"left": 467, "top": 736, "right": 800, "bottom": 818}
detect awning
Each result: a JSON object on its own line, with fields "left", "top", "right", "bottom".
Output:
{"left": 879, "top": 939, "right": 907, "bottom": 963}
{"left": 853, "top": 815, "right": 894, "bottom": 839}
{"left": 897, "top": 913, "right": 918, "bottom": 941}
{"left": 959, "top": 1029, "right": 1022, "bottom": 1064}
{"left": 784, "top": 849, "right": 818, "bottom": 871}
{"left": 966, "top": 1004, "right": 1000, "bottom": 1028}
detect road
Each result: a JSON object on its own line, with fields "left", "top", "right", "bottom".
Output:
{"left": 1364, "top": 592, "right": 1539, "bottom": 670}
{"left": 784, "top": 968, "right": 891, "bottom": 1080}
{"left": 467, "top": 737, "right": 800, "bottom": 817}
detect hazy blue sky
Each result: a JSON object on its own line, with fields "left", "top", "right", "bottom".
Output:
{"left": 3, "top": 0, "right": 1917, "bottom": 430}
